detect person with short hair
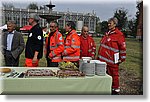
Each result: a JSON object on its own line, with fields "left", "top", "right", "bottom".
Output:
{"left": 45, "top": 21, "right": 64, "bottom": 67}
{"left": 62, "top": 21, "right": 80, "bottom": 66}
{"left": 1, "top": 20, "right": 25, "bottom": 66}
{"left": 97, "top": 17, "right": 126, "bottom": 95}
{"left": 25, "top": 13, "right": 43, "bottom": 67}
{"left": 80, "top": 25, "right": 96, "bottom": 59}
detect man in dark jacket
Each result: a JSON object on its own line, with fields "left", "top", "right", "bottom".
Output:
{"left": 25, "top": 13, "right": 43, "bottom": 67}
{"left": 1, "top": 20, "right": 25, "bottom": 66}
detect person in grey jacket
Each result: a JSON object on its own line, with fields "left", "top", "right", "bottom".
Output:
{"left": 1, "top": 20, "right": 25, "bottom": 66}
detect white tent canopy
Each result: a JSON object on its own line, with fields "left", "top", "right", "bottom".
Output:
{"left": 0, "top": 24, "right": 7, "bottom": 30}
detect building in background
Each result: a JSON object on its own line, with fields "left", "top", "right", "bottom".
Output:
{"left": 1, "top": 7, "right": 97, "bottom": 33}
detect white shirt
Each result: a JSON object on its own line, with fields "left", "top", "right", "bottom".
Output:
{"left": 6, "top": 31, "right": 14, "bottom": 51}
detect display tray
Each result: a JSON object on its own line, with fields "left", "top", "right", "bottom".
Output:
{"left": 24, "top": 75, "right": 56, "bottom": 78}
{"left": 24, "top": 69, "right": 56, "bottom": 78}
{"left": 25, "top": 69, "right": 85, "bottom": 78}
{"left": 56, "top": 70, "right": 85, "bottom": 78}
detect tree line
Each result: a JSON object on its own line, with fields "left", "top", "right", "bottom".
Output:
{"left": 96, "top": 1, "right": 142, "bottom": 38}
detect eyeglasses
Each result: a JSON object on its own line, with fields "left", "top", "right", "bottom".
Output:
{"left": 83, "top": 31, "right": 89, "bottom": 32}
{"left": 50, "top": 26, "right": 55, "bottom": 28}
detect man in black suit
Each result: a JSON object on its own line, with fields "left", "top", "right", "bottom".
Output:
{"left": 1, "top": 20, "right": 25, "bottom": 66}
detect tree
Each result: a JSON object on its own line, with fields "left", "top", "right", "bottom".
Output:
{"left": 95, "top": 17, "right": 101, "bottom": 33}
{"left": 100, "top": 21, "right": 108, "bottom": 34}
{"left": 113, "top": 8, "right": 128, "bottom": 30}
{"left": 128, "top": 18, "right": 137, "bottom": 38}
{"left": 136, "top": 1, "right": 143, "bottom": 41}
{"left": 2, "top": 3, "right": 14, "bottom": 8}
{"left": 127, "top": 1, "right": 142, "bottom": 39}
{"left": 27, "top": 2, "right": 38, "bottom": 10}
{"left": 136, "top": 1, "right": 142, "bottom": 22}
{"left": 39, "top": 5, "right": 48, "bottom": 10}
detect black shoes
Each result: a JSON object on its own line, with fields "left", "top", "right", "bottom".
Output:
{"left": 112, "top": 90, "right": 119, "bottom": 95}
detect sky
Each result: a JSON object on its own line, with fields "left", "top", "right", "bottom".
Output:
{"left": 0, "top": 0, "right": 138, "bottom": 21}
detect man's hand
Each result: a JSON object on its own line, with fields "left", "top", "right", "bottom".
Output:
{"left": 32, "top": 57, "right": 38, "bottom": 63}
{"left": 118, "top": 60, "right": 122, "bottom": 64}
{"left": 91, "top": 56, "right": 95, "bottom": 60}
{"left": 32, "top": 51, "right": 39, "bottom": 63}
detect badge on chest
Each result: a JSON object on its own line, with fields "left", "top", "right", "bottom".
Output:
{"left": 29, "top": 33, "right": 32, "bottom": 37}
{"left": 107, "top": 38, "right": 111, "bottom": 42}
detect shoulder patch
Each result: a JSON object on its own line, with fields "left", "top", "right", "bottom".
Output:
{"left": 59, "top": 36, "right": 62, "bottom": 40}
{"left": 37, "top": 35, "right": 42, "bottom": 40}
{"left": 72, "top": 38, "right": 75, "bottom": 43}
{"left": 29, "top": 33, "right": 32, "bottom": 37}
{"left": 107, "top": 38, "right": 111, "bottom": 42}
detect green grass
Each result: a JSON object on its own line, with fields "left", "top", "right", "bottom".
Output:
{"left": 120, "top": 38, "right": 143, "bottom": 78}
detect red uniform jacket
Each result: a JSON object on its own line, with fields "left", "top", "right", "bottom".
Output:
{"left": 63, "top": 30, "right": 80, "bottom": 62}
{"left": 80, "top": 35, "right": 96, "bottom": 59}
{"left": 98, "top": 28, "right": 126, "bottom": 67}
{"left": 45, "top": 30, "right": 64, "bottom": 62}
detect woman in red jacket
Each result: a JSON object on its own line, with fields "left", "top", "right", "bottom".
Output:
{"left": 97, "top": 17, "right": 126, "bottom": 95}
{"left": 80, "top": 26, "right": 96, "bottom": 59}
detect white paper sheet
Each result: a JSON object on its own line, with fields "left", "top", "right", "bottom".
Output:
{"left": 114, "top": 53, "right": 119, "bottom": 64}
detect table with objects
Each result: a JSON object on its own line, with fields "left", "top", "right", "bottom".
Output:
{"left": 0, "top": 67, "right": 112, "bottom": 95}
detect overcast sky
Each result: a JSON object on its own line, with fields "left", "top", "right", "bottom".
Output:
{"left": 0, "top": 0, "right": 138, "bottom": 21}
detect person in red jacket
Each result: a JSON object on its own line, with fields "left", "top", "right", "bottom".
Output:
{"left": 80, "top": 26, "right": 96, "bottom": 59}
{"left": 97, "top": 17, "right": 126, "bottom": 95}
{"left": 45, "top": 21, "right": 64, "bottom": 67}
{"left": 62, "top": 21, "right": 80, "bottom": 66}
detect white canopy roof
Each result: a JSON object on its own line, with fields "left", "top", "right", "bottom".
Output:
{"left": 0, "top": 24, "right": 7, "bottom": 30}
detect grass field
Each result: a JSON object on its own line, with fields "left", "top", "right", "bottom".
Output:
{"left": 2, "top": 36, "right": 143, "bottom": 95}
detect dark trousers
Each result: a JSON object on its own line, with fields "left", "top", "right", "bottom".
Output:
{"left": 46, "top": 58, "right": 58, "bottom": 67}
{"left": 4, "top": 50, "right": 19, "bottom": 67}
